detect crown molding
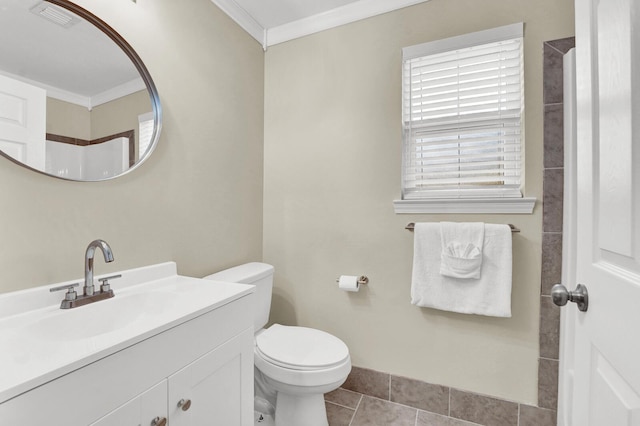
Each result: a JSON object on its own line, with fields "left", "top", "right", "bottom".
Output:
{"left": 0, "top": 70, "right": 91, "bottom": 108}
{"left": 211, "top": 0, "right": 431, "bottom": 49}
{"left": 210, "top": 0, "right": 266, "bottom": 49}
{"left": 0, "top": 70, "right": 146, "bottom": 110}
{"left": 267, "top": 0, "right": 430, "bottom": 47}
{"left": 90, "top": 78, "right": 146, "bottom": 108}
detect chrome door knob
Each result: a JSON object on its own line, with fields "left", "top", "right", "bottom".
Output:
{"left": 551, "top": 283, "right": 589, "bottom": 312}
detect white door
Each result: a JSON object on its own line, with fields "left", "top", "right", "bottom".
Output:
{"left": 559, "top": 0, "right": 640, "bottom": 424}
{"left": 0, "top": 74, "right": 46, "bottom": 170}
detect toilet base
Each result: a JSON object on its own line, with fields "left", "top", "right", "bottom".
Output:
{"left": 255, "top": 411, "right": 275, "bottom": 426}
{"left": 274, "top": 392, "right": 328, "bottom": 426}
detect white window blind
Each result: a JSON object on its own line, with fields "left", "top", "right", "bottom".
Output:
{"left": 401, "top": 23, "right": 524, "bottom": 200}
{"left": 138, "top": 111, "right": 154, "bottom": 160}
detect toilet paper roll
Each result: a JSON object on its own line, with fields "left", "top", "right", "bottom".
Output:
{"left": 338, "top": 275, "right": 360, "bottom": 292}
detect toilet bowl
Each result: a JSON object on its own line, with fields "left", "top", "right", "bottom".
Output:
{"left": 204, "top": 263, "right": 351, "bottom": 426}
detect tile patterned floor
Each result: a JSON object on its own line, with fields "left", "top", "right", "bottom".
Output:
{"left": 333, "top": 367, "right": 558, "bottom": 426}
{"left": 325, "top": 388, "right": 482, "bottom": 426}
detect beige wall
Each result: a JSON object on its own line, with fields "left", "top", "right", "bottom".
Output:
{"left": 91, "top": 90, "right": 152, "bottom": 151}
{"left": 46, "top": 98, "right": 91, "bottom": 140}
{"left": 263, "top": 0, "right": 574, "bottom": 404}
{"left": 47, "top": 90, "right": 151, "bottom": 152}
{"left": 0, "top": 0, "right": 575, "bottom": 409}
{"left": 0, "top": 0, "right": 264, "bottom": 292}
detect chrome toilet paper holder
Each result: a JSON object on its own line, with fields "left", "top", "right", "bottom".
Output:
{"left": 335, "top": 276, "right": 369, "bottom": 285}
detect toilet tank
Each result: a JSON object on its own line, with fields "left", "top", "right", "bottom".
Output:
{"left": 204, "top": 262, "right": 274, "bottom": 331}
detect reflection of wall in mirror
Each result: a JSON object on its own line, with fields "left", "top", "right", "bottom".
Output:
{"left": 46, "top": 98, "right": 91, "bottom": 140}
{"left": 90, "top": 90, "right": 152, "bottom": 161}
{"left": 0, "top": 73, "right": 151, "bottom": 177}
{"left": 47, "top": 90, "right": 151, "bottom": 158}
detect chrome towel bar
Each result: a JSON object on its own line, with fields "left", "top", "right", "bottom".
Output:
{"left": 405, "top": 223, "right": 520, "bottom": 233}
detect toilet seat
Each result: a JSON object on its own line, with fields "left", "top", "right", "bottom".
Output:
{"left": 255, "top": 324, "right": 349, "bottom": 371}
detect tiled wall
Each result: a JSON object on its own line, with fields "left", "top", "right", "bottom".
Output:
{"left": 325, "top": 37, "right": 576, "bottom": 426}
{"left": 539, "top": 36, "right": 575, "bottom": 412}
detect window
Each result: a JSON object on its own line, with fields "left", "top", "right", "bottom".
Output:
{"left": 395, "top": 23, "right": 534, "bottom": 214}
{"left": 138, "top": 111, "right": 154, "bottom": 160}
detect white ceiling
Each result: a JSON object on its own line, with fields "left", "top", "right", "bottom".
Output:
{"left": 237, "top": 0, "right": 359, "bottom": 28}
{"left": 0, "top": 0, "right": 429, "bottom": 104}
{"left": 0, "top": 0, "right": 144, "bottom": 109}
{"left": 211, "top": 0, "right": 431, "bottom": 48}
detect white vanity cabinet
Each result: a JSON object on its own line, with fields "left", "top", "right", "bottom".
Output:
{"left": 0, "top": 286, "right": 254, "bottom": 426}
{"left": 90, "top": 328, "right": 253, "bottom": 426}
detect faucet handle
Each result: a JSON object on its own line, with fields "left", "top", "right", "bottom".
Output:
{"left": 49, "top": 283, "right": 79, "bottom": 301}
{"left": 50, "top": 283, "right": 80, "bottom": 308}
{"left": 98, "top": 274, "right": 121, "bottom": 293}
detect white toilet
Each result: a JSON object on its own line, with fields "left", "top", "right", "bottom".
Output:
{"left": 204, "top": 262, "right": 351, "bottom": 426}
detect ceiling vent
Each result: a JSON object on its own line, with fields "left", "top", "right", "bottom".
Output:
{"left": 29, "top": 2, "right": 81, "bottom": 28}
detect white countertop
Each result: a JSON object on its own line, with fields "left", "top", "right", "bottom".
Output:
{"left": 0, "top": 262, "right": 253, "bottom": 404}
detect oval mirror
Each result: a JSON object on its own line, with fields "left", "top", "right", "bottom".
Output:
{"left": 0, "top": 0, "right": 161, "bottom": 181}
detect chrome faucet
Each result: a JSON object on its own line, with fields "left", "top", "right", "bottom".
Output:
{"left": 84, "top": 239, "right": 114, "bottom": 296}
{"left": 50, "top": 239, "right": 119, "bottom": 309}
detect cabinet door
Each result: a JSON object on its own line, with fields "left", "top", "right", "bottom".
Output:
{"left": 90, "top": 380, "right": 168, "bottom": 426}
{"left": 168, "top": 328, "right": 253, "bottom": 426}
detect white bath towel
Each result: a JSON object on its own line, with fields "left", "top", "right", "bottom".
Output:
{"left": 440, "top": 222, "right": 485, "bottom": 279}
{"left": 411, "top": 223, "right": 512, "bottom": 317}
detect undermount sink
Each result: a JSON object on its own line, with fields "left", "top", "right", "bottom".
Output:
{"left": 0, "top": 262, "right": 255, "bottom": 404}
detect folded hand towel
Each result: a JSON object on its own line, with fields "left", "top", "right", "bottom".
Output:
{"left": 441, "top": 242, "right": 483, "bottom": 279}
{"left": 440, "top": 222, "right": 484, "bottom": 279}
{"left": 411, "top": 223, "right": 512, "bottom": 317}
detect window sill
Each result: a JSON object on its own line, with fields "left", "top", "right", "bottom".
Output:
{"left": 393, "top": 197, "right": 536, "bottom": 214}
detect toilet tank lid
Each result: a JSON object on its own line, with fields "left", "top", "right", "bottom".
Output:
{"left": 204, "top": 262, "right": 274, "bottom": 284}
